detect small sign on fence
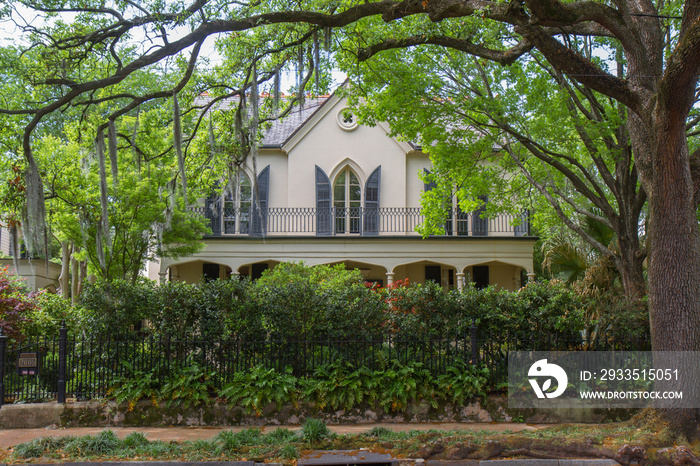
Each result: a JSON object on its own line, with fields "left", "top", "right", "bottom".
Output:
{"left": 17, "top": 352, "right": 39, "bottom": 376}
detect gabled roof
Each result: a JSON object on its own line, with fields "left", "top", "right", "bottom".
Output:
{"left": 198, "top": 84, "right": 419, "bottom": 152}
{"left": 261, "top": 97, "right": 329, "bottom": 148}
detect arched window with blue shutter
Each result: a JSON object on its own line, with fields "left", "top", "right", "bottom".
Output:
{"left": 316, "top": 166, "right": 332, "bottom": 236}
{"left": 364, "top": 166, "right": 381, "bottom": 235}
{"left": 251, "top": 165, "right": 269, "bottom": 236}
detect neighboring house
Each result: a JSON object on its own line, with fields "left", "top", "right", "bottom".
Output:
{"left": 157, "top": 90, "right": 537, "bottom": 290}
{"left": 0, "top": 226, "right": 61, "bottom": 292}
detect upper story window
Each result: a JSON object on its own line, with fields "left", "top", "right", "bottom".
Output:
{"left": 205, "top": 166, "right": 269, "bottom": 236}
{"left": 334, "top": 168, "right": 362, "bottom": 234}
{"left": 224, "top": 171, "right": 252, "bottom": 234}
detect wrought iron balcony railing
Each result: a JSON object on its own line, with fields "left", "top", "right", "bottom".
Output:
{"left": 189, "top": 205, "right": 531, "bottom": 238}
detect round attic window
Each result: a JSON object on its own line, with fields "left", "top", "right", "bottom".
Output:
{"left": 337, "top": 108, "right": 358, "bottom": 131}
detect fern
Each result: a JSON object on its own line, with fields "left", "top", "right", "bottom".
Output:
{"left": 219, "top": 366, "right": 299, "bottom": 415}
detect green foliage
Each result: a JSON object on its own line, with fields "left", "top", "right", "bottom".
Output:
{"left": 363, "top": 427, "right": 394, "bottom": 439}
{"left": 197, "top": 277, "right": 262, "bottom": 340}
{"left": 435, "top": 361, "right": 490, "bottom": 405}
{"left": 375, "top": 360, "right": 435, "bottom": 412}
{"left": 381, "top": 279, "right": 461, "bottom": 338}
{"left": 279, "top": 444, "right": 299, "bottom": 459}
{"left": 13, "top": 437, "right": 60, "bottom": 458}
{"left": 78, "top": 279, "right": 156, "bottom": 333}
{"left": 0, "top": 266, "right": 34, "bottom": 339}
{"left": 109, "top": 362, "right": 162, "bottom": 409}
{"left": 219, "top": 366, "right": 300, "bottom": 415}
{"left": 215, "top": 428, "right": 265, "bottom": 454}
{"left": 458, "top": 280, "right": 585, "bottom": 336}
{"left": 161, "top": 360, "right": 216, "bottom": 408}
{"left": 64, "top": 430, "right": 121, "bottom": 456}
{"left": 304, "top": 362, "right": 376, "bottom": 410}
{"left": 70, "top": 262, "right": 599, "bottom": 341}
{"left": 122, "top": 432, "right": 150, "bottom": 448}
{"left": 24, "top": 291, "right": 87, "bottom": 336}
{"left": 12, "top": 74, "right": 212, "bottom": 283}
{"left": 582, "top": 290, "right": 649, "bottom": 336}
{"left": 76, "top": 277, "right": 261, "bottom": 339}
{"left": 264, "top": 428, "right": 300, "bottom": 445}
{"left": 301, "top": 418, "right": 333, "bottom": 443}
{"left": 251, "top": 262, "right": 384, "bottom": 340}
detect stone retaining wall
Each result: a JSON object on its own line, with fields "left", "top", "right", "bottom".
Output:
{"left": 0, "top": 398, "right": 635, "bottom": 429}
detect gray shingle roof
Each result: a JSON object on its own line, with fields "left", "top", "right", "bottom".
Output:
{"left": 261, "top": 98, "right": 328, "bottom": 147}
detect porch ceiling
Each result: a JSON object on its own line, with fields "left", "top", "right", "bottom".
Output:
{"left": 160, "top": 236, "right": 536, "bottom": 274}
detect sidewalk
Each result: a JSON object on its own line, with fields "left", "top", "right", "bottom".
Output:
{"left": 0, "top": 423, "right": 548, "bottom": 449}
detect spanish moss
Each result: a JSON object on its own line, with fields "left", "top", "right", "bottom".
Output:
{"left": 132, "top": 106, "right": 141, "bottom": 176}
{"left": 23, "top": 155, "right": 47, "bottom": 258}
{"left": 173, "top": 92, "right": 188, "bottom": 206}
{"left": 324, "top": 27, "right": 332, "bottom": 52}
{"left": 107, "top": 119, "right": 119, "bottom": 188}
{"left": 96, "top": 129, "right": 112, "bottom": 250}
{"left": 297, "top": 46, "right": 304, "bottom": 108}
{"left": 208, "top": 114, "right": 216, "bottom": 157}
{"left": 313, "top": 31, "right": 320, "bottom": 94}
{"left": 273, "top": 70, "right": 280, "bottom": 112}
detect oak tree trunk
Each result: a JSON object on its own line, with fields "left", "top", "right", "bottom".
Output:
{"left": 644, "top": 105, "right": 700, "bottom": 437}
{"left": 616, "top": 229, "right": 646, "bottom": 300}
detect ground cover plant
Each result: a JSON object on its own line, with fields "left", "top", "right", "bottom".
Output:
{"left": 109, "top": 359, "right": 490, "bottom": 414}
{"left": 6, "top": 413, "right": 700, "bottom": 465}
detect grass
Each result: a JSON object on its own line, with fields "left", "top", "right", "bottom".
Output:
{"left": 6, "top": 414, "right": 698, "bottom": 464}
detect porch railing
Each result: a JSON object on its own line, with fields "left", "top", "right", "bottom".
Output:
{"left": 188, "top": 206, "right": 531, "bottom": 237}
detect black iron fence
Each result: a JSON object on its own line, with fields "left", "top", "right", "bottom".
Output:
{"left": 0, "top": 323, "right": 650, "bottom": 405}
{"left": 188, "top": 206, "right": 532, "bottom": 237}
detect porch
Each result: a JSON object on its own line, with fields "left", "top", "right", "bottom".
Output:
{"left": 159, "top": 236, "right": 537, "bottom": 291}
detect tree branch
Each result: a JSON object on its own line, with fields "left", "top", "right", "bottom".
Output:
{"left": 358, "top": 35, "right": 532, "bottom": 65}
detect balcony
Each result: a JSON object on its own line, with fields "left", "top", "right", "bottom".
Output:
{"left": 190, "top": 205, "right": 532, "bottom": 238}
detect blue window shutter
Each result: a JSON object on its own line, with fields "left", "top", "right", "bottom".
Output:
{"left": 424, "top": 168, "right": 437, "bottom": 192}
{"left": 424, "top": 168, "right": 454, "bottom": 235}
{"left": 473, "top": 195, "right": 489, "bottom": 236}
{"left": 205, "top": 193, "right": 221, "bottom": 236}
{"left": 252, "top": 165, "right": 269, "bottom": 236}
{"left": 363, "top": 166, "right": 381, "bottom": 235}
{"left": 514, "top": 209, "right": 529, "bottom": 236}
{"left": 316, "top": 165, "right": 332, "bottom": 236}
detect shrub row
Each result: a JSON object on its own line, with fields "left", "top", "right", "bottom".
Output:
{"left": 7, "top": 262, "right": 649, "bottom": 341}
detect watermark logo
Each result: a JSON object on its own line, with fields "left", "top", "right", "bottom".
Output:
{"left": 528, "top": 359, "right": 568, "bottom": 399}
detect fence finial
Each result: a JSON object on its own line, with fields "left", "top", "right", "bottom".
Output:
{"left": 60, "top": 320, "right": 66, "bottom": 329}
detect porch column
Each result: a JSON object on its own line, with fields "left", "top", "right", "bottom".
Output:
{"left": 230, "top": 270, "right": 240, "bottom": 279}
{"left": 158, "top": 272, "right": 167, "bottom": 285}
{"left": 526, "top": 272, "right": 536, "bottom": 284}
{"left": 386, "top": 272, "right": 394, "bottom": 286}
{"left": 456, "top": 272, "right": 466, "bottom": 291}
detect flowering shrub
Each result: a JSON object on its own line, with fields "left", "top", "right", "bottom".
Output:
{"left": 0, "top": 266, "right": 33, "bottom": 339}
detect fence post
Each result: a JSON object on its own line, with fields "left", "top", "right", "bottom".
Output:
{"left": 57, "top": 320, "right": 67, "bottom": 404}
{"left": 470, "top": 319, "right": 479, "bottom": 365}
{"left": 0, "top": 326, "right": 6, "bottom": 409}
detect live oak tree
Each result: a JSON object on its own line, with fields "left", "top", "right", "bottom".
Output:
{"left": 344, "top": 43, "right": 648, "bottom": 299}
{"left": 2, "top": 0, "right": 700, "bottom": 436}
